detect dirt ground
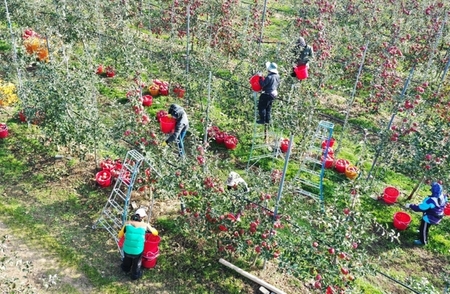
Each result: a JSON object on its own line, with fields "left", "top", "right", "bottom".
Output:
{"left": 0, "top": 221, "right": 93, "bottom": 293}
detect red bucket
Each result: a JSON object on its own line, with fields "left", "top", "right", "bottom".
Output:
{"left": 335, "top": 159, "right": 350, "bottom": 173}
{"left": 224, "top": 135, "right": 238, "bottom": 150}
{"left": 142, "top": 249, "right": 159, "bottom": 269}
{"left": 443, "top": 204, "right": 450, "bottom": 216}
{"left": 96, "top": 170, "right": 112, "bottom": 187}
{"left": 249, "top": 75, "right": 263, "bottom": 92}
{"left": 144, "top": 234, "right": 161, "bottom": 253}
{"left": 142, "top": 95, "right": 153, "bottom": 107}
{"left": 383, "top": 187, "right": 400, "bottom": 204}
{"left": 321, "top": 155, "right": 334, "bottom": 169}
{"left": 215, "top": 131, "right": 227, "bottom": 144}
{"left": 294, "top": 65, "right": 308, "bottom": 80}
{"left": 159, "top": 116, "right": 176, "bottom": 134}
{"left": 280, "top": 139, "right": 289, "bottom": 153}
{"left": 0, "top": 123, "right": 8, "bottom": 139}
{"left": 321, "top": 138, "right": 335, "bottom": 149}
{"left": 393, "top": 212, "right": 411, "bottom": 230}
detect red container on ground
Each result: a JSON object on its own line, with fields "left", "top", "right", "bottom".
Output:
{"left": 0, "top": 123, "right": 8, "bottom": 138}
{"left": 335, "top": 159, "right": 350, "bottom": 173}
{"left": 383, "top": 186, "right": 400, "bottom": 204}
{"left": 321, "top": 155, "right": 334, "bottom": 169}
{"left": 393, "top": 212, "right": 411, "bottom": 230}
{"left": 96, "top": 170, "right": 112, "bottom": 187}
{"left": 142, "top": 234, "right": 161, "bottom": 269}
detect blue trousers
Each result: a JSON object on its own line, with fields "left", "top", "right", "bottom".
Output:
{"left": 177, "top": 128, "right": 187, "bottom": 156}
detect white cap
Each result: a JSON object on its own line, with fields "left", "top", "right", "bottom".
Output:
{"left": 135, "top": 208, "right": 147, "bottom": 218}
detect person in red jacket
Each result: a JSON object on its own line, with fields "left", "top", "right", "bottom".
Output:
{"left": 405, "top": 182, "right": 448, "bottom": 245}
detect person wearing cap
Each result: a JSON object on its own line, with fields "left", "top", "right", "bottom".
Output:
{"left": 290, "top": 37, "right": 314, "bottom": 77}
{"left": 226, "top": 172, "right": 250, "bottom": 222}
{"left": 256, "top": 62, "right": 281, "bottom": 125}
{"left": 162, "top": 104, "right": 189, "bottom": 157}
{"left": 226, "top": 171, "right": 250, "bottom": 192}
{"left": 118, "top": 208, "right": 158, "bottom": 280}
{"left": 404, "top": 182, "right": 448, "bottom": 245}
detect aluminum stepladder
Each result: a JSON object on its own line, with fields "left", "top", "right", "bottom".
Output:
{"left": 293, "top": 120, "right": 334, "bottom": 209}
{"left": 92, "top": 149, "right": 158, "bottom": 257}
{"left": 246, "top": 91, "right": 285, "bottom": 171}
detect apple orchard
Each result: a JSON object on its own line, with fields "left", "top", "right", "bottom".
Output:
{"left": 2, "top": 0, "right": 450, "bottom": 293}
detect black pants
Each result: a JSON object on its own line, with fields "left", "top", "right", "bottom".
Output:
{"left": 258, "top": 93, "right": 274, "bottom": 124}
{"left": 121, "top": 252, "right": 143, "bottom": 280}
{"left": 418, "top": 219, "right": 431, "bottom": 244}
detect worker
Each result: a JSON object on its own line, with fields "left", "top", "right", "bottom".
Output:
{"left": 162, "top": 104, "right": 189, "bottom": 156}
{"left": 256, "top": 62, "right": 280, "bottom": 125}
{"left": 405, "top": 182, "right": 448, "bottom": 245}
{"left": 290, "top": 37, "right": 314, "bottom": 77}
{"left": 118, "top": 208, "right": 158, "bottom": 280}
{"left": 226, "top": 171, "right": 250, "bottom": 193}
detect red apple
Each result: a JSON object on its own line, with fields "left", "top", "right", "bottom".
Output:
{"left": 314, "top": 281, "right": 322, "bottom": 289}
{"left": 328, "top": 247, "right": 335, "bottom": 254}
{"left": 340, "top": 267, "right": 349, "bottom": 275}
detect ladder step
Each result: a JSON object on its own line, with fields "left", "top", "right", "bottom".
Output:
{"left": 112, "top": 188, "right": 128, "bottom": 202}
{"left": 303, "top": 156, "right": 322, "bottom": 165}
{"left": 296, "top": 188, "right": 319, "bottom": 200}
{"left": 298, "top": 167, "right": 320, "bottom": 177}
{"left": 107, "top": 199, "right": 125, "bottom": 213}
{"left": 297, "top": 179, "right": 320, "bottom": 189}
{"left": 128, "top": 149, "right": 145, "bottom": 162}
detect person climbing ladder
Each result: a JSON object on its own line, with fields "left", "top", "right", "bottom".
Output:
{"left": 256, "top": 62, "right": 280, "bottom": 125}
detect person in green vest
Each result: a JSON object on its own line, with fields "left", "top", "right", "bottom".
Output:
{"left": 118, "top": 208, "right": 158, "bottom": 280}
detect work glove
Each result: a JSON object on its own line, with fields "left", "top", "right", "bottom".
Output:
{"left": 404, "top": 203, "right": 411, "bottom": 209}
{"left": 161, "top": 141, "right": 167, "bottom": 147}
{"left": 148, "top": 226, "right": 159, "bottom": 236}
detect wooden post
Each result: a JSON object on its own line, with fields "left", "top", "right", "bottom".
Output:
{"left": 219, "top": 258, "right": 287, "bottom": 294}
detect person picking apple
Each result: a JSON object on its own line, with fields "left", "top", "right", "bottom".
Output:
{"left": 226, "top": 171, "right": 250, "bottom": 192}
{"left": 161, "top": 104, "right": 189, "bottom": 157}
{"left": 256, "top": 62, "right": 280, "bottom": 125}
{"left": 290, "top": 37, "right": 314, "bottom": 77}
{"left": 404, "top": 182, "right": 448, "bottom": 245}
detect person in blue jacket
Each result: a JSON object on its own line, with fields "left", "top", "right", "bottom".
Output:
{"left": 405, "top": 182, "right": 448, "bottom": 245}
{"left": 256, "top": 62, "right": 280, "bottom": 125}
{"left": 163, "top": 104, "right": 189, "bottom": 156}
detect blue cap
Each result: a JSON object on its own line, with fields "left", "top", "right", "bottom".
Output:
{"left": 431, "top": 182, "right": 442, "bottom": 197}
